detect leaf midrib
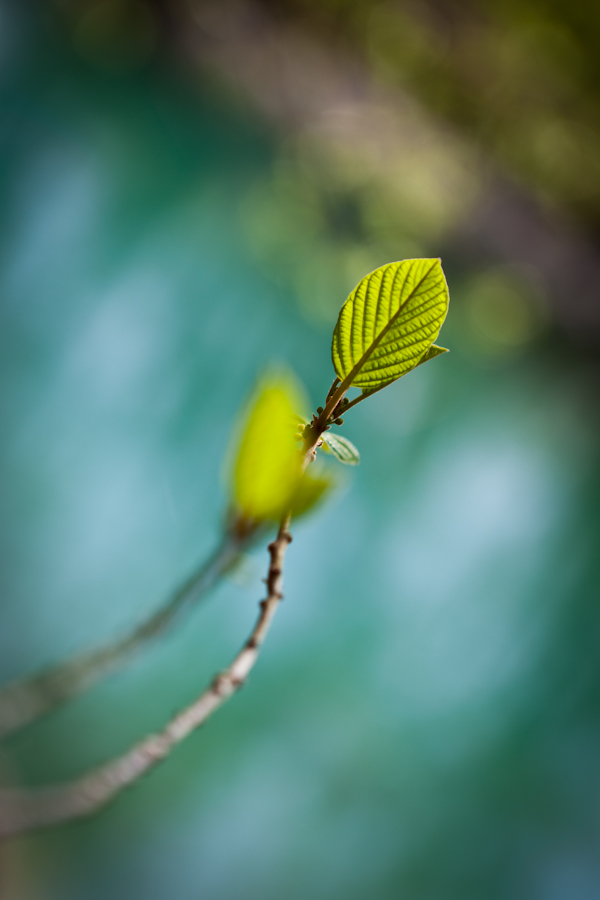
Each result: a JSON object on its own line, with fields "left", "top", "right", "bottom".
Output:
{"left": 357, "top": 309, "right": 445, "bottom": 373}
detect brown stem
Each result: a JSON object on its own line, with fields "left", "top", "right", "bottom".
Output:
{"left": 336, "top": 391, "right": 370, "bottom": 414}
{"left": 0, "top": 519, "right": 293, "bottom": 838}
{"left": 319, "top": 381, "right": 349, "bottom": 428}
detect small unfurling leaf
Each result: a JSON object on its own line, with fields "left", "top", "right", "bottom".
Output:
{"left": 321, "top": 433, "right": 360, "bottom": 465}
{"left": 415, "top": 343, "right": 449, "bottom": 367}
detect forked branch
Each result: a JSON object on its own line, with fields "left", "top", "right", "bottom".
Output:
{"left": 0, "top": 256, "right": 451, "bottom": 838}
{"left": 0, "top": 532, "right": 253, "bottom": 742}
{"left": 0, "top": 519, "right": 292, "bottom": 838}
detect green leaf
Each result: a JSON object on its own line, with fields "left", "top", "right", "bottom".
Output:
{"left": 331, "top": 259, "right": 449, "bottom": 391}
{"left": 291, "top": 471, "right": 335, "bottom": 518}
{"left": 416, "top": 343, "right": 449, "bottom": 367}
{"left": 321, "top": 432, "right": 360, "bottom": 465}
{"left": 359, "top": 343, "right": 450, "bottom": 400}
{"left": 232, "top": 372, "right": 307, "bottom": 521}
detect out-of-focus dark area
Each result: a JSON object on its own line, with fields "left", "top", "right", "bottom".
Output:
{"left": 1, "top": 0, "right": 600, "bottom": 897}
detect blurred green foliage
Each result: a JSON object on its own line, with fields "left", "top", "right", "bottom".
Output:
{"left": 262, "top": 0, "right": 600, "bottom": 228}
{"left": 232, "top": 372, "right": 307, "bottom": 522}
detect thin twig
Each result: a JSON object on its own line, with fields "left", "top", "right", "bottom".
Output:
{"left": 0, "top": 519, "right": 293, "bottom": 838}
{"left": 0, "top": 533, "right": 251, "bottom": 741}
{"left": 339, "top": 392, "right": 367, "bottom": 414}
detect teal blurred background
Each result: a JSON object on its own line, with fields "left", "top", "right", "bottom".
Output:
{"left": 2, "top": 1, "right": 600, "bottom": 897}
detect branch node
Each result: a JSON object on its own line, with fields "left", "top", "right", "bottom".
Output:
{"left": 211, "top": 673, "right": 230, "bottom": 696}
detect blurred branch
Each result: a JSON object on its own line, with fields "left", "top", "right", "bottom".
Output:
{"left": 0, "top": 531, "right": 255, "bottom": 742}
{"left": 0, "top": 519, "right": 292, "bottom": 838}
